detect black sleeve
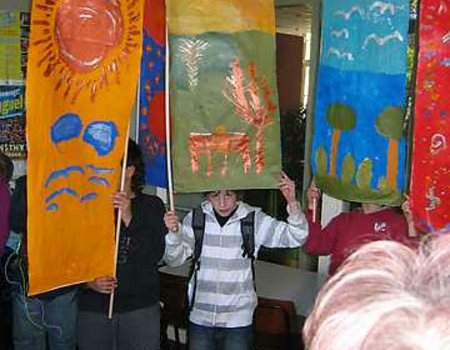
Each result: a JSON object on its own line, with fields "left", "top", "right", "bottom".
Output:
{"left": 9, "top": 175, "right": 27, "bottom": 234}
{"left": 124, "top": 194, "right": 167, "bottom": 264}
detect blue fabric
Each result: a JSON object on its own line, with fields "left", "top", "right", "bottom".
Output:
{"left": 312, "top": 0, "right": 410, "bottom": 205}
{"left": 11, "top": 288, "right": 77, "bottom": 350}
{"left": 188, "top": 322, "right": 253, "bottom": 350}
{"left": 139, "top": 31, "right": 167, "bottom": 188}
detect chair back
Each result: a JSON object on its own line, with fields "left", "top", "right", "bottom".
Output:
{"left": 254, "top": 296, "right": 299, "bottom": 350}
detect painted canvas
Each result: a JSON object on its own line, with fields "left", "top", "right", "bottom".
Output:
{"left": 312, "top": 0, "right": 410, "bottom": 205}
{"left": 26, "top": 0, "right": 143, "bottom": 295}
{"left": 138, "top": 0, "right": 167, "bottom": 188}
{"left": 168, "top": 0, "right": 281, "bottom": 193}
{"left": 410, "top": 0, "right": 450, "bottom": 233}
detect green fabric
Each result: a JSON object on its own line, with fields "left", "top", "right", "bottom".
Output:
{"left": 170, "top": 31, "right": 281, "bottom": 192}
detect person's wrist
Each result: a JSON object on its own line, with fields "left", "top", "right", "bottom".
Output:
{"left": 288, "top": 201, "right": 301, "bottom": 213}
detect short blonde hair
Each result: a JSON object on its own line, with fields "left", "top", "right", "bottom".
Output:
{"left": 304, "top": 235, "right": 450, "bottom": 350}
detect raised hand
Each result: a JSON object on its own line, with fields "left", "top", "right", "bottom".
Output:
{"left": 401, "top": 194, "right": 414, "bottom": 225}
{"left": 279, "top": 171, "right": 297, "bottom": 204}
{"left": 164, "top": 210, "right": 180, "bottom": 233}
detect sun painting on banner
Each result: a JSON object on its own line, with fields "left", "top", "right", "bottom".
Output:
{"left": 31, "top": 0, "right": 141, "bottom": 103}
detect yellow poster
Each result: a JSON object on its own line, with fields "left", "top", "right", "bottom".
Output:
{"left": 26, "top": 0, "right": 143, "bottom": 295}
{"left": 0, "top": 11, "right": 22, "bottom": 84}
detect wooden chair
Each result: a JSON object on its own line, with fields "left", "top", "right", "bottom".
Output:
{"left": 253, "top": 296, "right": 302, "bottom": 350}
{"left": 159, "top": 271, "right": 188, "bottom": 350}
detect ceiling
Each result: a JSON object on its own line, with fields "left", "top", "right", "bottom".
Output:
{"left": 276, "top": 4, "right": 313, "bottom": 37}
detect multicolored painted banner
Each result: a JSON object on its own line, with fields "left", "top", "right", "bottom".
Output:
{"left": 312, "top": 0, "right": 410, "bottom": 205}
{"left": 410, "top": 0, "right": 450, "bottom": 233}
{"left": 168, "top": 0, "right": 281, "bottom": 192}
{"left": 138, "top": 0, "right": 167, "bottom": 188}
{"left": 26, "top": 0, "right": 143, "bottom": 295}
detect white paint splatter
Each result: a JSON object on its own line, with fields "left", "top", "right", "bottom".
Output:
{"left": 369, "top": 1, "right": 396, "bottom": 15}
{"left": 443, "top": 31, "right": 450, "bottom": 44}
{"left": 430, "top": 134, "right": 447, "bottom": 155}
{"left": 362, "top": 30, "right": 404, "bottom": 49}
{"left": 328, "top": 47, "right": 355, "bottom": 61}
{"left": 331, "top": 29, "right": 350, "bottom": 39}
{"left": 335, "top": 6, "right": 364, "bottom": 20}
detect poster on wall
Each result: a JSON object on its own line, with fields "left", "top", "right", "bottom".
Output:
{"left": 311, "top": 0, "right": 410, "bottom": 205}
{"left": 168, "top": 0, "right": 281, "bottom": 192}
{"left": 138, "top": 0, "right": 167, "bottom": 188}
{"left": 410, "top": 0, "right": 450, "bottom": 233}
{"left": 26, "top": 0, "right": 144, "bottom": 295}
{"left": 0, "top": 86, "right": 26, "bottom": 158}
{"left": 0, "top": 11, "right": 22, "bottom": 85}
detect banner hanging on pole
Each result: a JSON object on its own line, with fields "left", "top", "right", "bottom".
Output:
{"left": 167, "top": 0, "right": 281, "bottom": 193}
{"left": 410, "top": 0, "right": 450, "bottom": 233}
{"left": 138, "top": 0, "right": 167, "bottom": 188}
{"left": 26, "top": 0, "right": 144, "bottom": 295}
{"left": 311, "top": 0, "right": 410, "bottom": 205}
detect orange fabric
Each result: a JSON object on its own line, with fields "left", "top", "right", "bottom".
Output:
{"left": 26, "top": 0, "right": 143, "bottom": 295}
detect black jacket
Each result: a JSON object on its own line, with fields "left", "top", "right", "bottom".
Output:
{"left": 79, "top": 193, "right": 167, "bottom": 313}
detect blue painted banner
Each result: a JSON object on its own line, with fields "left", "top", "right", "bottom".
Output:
{"left": 312, "top": 0, "right": 410, "bottom": 205}
{"left": 138, "top": 0, "right": 167, "bottom": 188}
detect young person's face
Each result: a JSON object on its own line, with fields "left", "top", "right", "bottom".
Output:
{"left": 207, "top": 190, "right": 238, "bottom": 217}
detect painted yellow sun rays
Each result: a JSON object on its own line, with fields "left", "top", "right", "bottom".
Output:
{"left": 167, "top": 0, "right": 275, "bottom": 35}
{"left": 30, "top": 0, "right": 142, "bottom": 104}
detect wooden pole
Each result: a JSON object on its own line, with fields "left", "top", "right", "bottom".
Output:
{"left": 164, "top": 23, "right": 175, "bottom": 212}
{"left": 108, "top": 123, "right": 131, "bottom": 319}
{"left": 312, "top": 198, "right": 317, "bottom": 223}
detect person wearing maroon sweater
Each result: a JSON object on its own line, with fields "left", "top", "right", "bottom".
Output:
{"left": 0, "top": 151, "right": 13, "bottom": 257}
{"left": 304, "top": 183, "right": 419, "bottom": 275}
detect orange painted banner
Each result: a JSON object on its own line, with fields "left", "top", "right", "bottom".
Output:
{"left": 26, "top": 0, "right": 143, "bottom": 295}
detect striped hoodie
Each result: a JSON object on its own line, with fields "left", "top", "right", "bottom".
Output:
{"left": 164, "top": 200, "right": 309, "bottom": 328}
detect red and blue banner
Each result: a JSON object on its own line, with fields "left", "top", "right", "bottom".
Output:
{"left": 410, "top": 0, "right": 450, "bottom": 233}
{"left": 138, "top": 0, "right": 167, "bottom": 188}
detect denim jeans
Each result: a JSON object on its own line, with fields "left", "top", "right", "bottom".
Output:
{"left": 188, "top": 322, "right": 253, "bottom": 350}
{"left": 11, "top": 288, "right": 77, "bottom": 350}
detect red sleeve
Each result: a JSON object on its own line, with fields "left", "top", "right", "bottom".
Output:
{"left": 304, "top": 209, "right": 341, "bottom": 256}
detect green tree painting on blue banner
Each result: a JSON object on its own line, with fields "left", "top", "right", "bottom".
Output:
{"left": 312, "top": 0, "right": 410, "bottom": 205}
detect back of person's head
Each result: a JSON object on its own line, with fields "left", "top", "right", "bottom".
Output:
{"left": 126, "top": 139, "right": 145, "bottom": 192}
{"left": 0, "top": 151, "right": 13, "bottom": 182}
{"left": 303, "top": 235, "right": 450, "bottom": 350}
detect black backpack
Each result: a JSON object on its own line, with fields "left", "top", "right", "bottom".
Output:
{"left": 187, "top": 207, "right": 256, "bottom": 310}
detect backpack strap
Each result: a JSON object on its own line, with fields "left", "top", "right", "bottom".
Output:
{"left": 240, "top": 211, "right": 255, "bottom": 260}
{"left": 191, "top": 207, "right": 206, "bottom": 262}
{"left": 187, "top": 207, "right": 206, "bottom": 311}
{"left": 240, "top": 211, "right": 256, "bottom": 289}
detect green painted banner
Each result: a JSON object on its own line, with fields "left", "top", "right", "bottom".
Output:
{"left": 168, "top": 0, "right": 281, "bottom": 192}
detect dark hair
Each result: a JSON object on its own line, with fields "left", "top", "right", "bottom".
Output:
{"left": 126, "top": 139, "right": 145, "bottom": 193}
{"left": 0, "top": 151, "right": 13, "bottom": 182}
{"left": 204, "top": 190, "right": 245, "bottom": 201}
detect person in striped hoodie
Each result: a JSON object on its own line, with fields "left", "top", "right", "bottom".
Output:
{"left": 163, "top": 171, "right": 309, "bottom": 350}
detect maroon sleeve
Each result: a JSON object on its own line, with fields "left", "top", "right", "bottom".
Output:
{"left": 304, "top": 209, "right": 341, "bottom": 256}
{"left": 0, "top": 182, "right": 11, "bottom": 256}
